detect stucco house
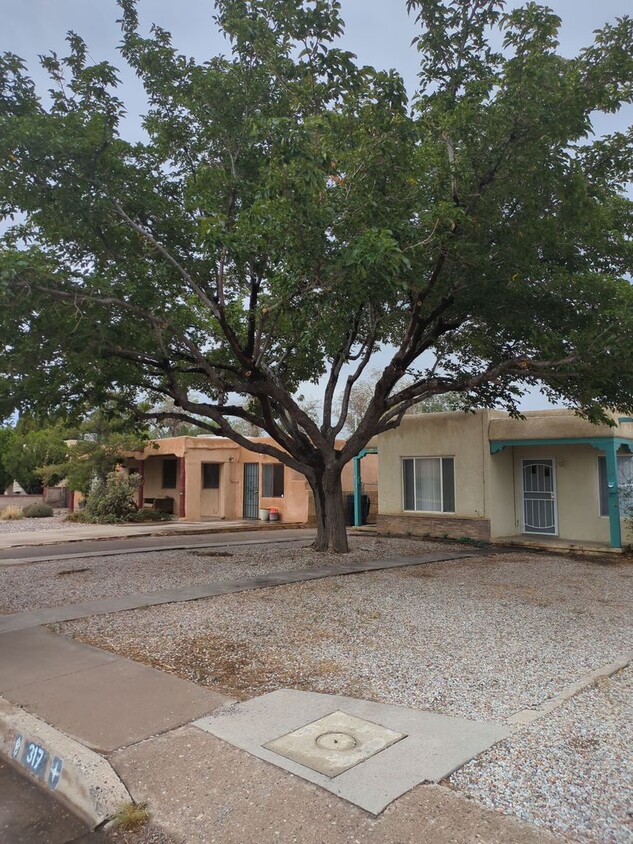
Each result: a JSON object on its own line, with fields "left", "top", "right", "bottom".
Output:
{"left": 122, "top": 436, "right": 377, "bottom": 525}
{"left": 375, "top": 409, "right": 633, "bottom": 551}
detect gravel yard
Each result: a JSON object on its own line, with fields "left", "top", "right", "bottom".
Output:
{"left": 0, "top": 514, "right": 72, "bottom": 535}
{"left": 0, "top": 536, "right": 445, "bottom": 615}
{"left": 452, "top": 665, "right": 633, "bottom": 843}
{"left": 51, "top": 544, "right": 632, "bottom": 842}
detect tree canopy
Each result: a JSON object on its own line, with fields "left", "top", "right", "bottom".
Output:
{"left": 1, "top": 0, "right": 632, "bottom": 549}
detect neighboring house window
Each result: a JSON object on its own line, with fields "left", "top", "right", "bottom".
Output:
{"left": 262, "top": 463, "right": 284, "bottom": 497}
{"left": 202, "top": 463, "right": 220, "bottom": 489}
{"left": 162, "top": 458, "right": 178, "bottom": 489}
{"left": 598, "top": 455, "right": 633, "bottom": 516}
{"left": 403, "top": 457, "right": 455, "bottom": 513}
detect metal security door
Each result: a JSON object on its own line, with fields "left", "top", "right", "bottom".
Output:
{"left": 522, "top": 459, "right": 557, "bottom": 534}
{"left": 243, "top": 463, "right": 259, "bottom": 519}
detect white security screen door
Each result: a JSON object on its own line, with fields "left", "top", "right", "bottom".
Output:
{"left": 522, "top": 459, "right": 557, "bottom": 535}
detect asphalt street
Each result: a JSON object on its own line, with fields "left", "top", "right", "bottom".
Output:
{"left": 0, "top": 759, "right": 105, "bottom": 843}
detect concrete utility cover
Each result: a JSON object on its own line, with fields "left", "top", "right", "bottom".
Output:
{"left": 194, "top": 689, "right": 510, "bottom": 814}
{"left": 264, "top": 710, "right": 406, "bottom": 777}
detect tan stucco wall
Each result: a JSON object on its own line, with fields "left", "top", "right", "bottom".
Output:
{"left": 487, "top": 445, "right": 516, "bottom": 537}
{"left": 377, "top": 411, "right": 495, "bottom": 518}
{"left": 183, "top": 445, "right": 241, "bottom": 521}
{"left": 489, "top": 409, "right": 633, "bottom": 442}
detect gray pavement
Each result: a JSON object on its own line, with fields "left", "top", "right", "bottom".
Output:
{"left": 0, "top": 629, "right": 555, "bottom": 843}
{"left": 0, "top": 759, "right": 101, "bottom": 843}
{"left": 0, "top": 628, "right": 230, "bottom": 753}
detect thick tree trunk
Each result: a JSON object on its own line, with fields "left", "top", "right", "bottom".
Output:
{"left": 310, "top": 465, "right": 349, "bottom": 553}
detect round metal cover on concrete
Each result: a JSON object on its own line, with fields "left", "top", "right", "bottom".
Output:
{"left": 316, "top": 732, "right": 357, "bottom": 752}
{"left": 263, "top": 710, "right": 406, "bottom": 778}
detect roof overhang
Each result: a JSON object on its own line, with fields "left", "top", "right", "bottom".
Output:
{"left": 490, "top": 436, "right": 633, "bottom": 454}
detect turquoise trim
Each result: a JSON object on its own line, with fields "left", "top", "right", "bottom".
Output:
{"left": 490, "top": 435, "right": 633, "bottom": 549}
{"left": 353, "top": 447, "right": 378, "bottom": 527}
{"left": 618, "top": 417, "right": 633, "bottom": 423}
{"left": 604, "top": 440, "right": 622, "bottom": 548}
{"left": 490, "top": 436, "right": 633, "bottom": 454}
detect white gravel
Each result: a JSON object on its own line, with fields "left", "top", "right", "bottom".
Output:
{"left": 0, "top": 514, "right": 71, "bottom": 534}
{"left": 452, "top": 665, "right": 633, "bottom": 843}
{"left": 0, "top": 536, "right": 446, "bottom": 614}
{"left": 53, "top": 547, "right": 633, "bottom": 841}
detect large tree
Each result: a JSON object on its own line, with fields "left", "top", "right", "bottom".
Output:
{"left": 1, "top": 0, "right": 633, "bottom": 550}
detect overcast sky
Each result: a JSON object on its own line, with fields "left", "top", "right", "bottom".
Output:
{"left": 3, "top": 1, "right": 632, "bottom": 411}
{"left": 3, "top": 0, "right": 632, "bottom": 131}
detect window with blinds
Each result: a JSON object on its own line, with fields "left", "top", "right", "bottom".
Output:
{"left": 402, "top": 457, "right": 455, "bottom": 513}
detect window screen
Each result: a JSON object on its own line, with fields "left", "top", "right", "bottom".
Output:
{"left": 202, "top": 463, "right": 220, "bottom": 489}
{"left": 162, "top": 458, "right": 177, "bottom": 489}
{"left": 598, "top": 454, "right": 633, "bottom": 516}
{"left": 262, "top": 463, "right": 284, "bottom": 497}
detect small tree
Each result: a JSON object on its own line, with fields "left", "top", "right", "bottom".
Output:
{"left": 3, "top": 424, "right": 70, "bottom": 493}
{"left": 83, "top": 471, "right": 142, "bottom": 523}
{"left": 1, "top": 1, "right": 633, "bottom": 550}
{"left": 0, "top": 426, "right": 16, "bottom": 492}
{"left": 40, "top": 410, "right": 147, "bottom": 496}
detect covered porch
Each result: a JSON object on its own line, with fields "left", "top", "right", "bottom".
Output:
{"left": 490, "top": 433, "right": 633, "bottom": 551}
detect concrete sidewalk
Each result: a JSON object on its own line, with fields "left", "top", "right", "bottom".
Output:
{"left": 0, "top": 628, "right": 555, "bottom": 843}
{"left": 0, "top": 519, "right": 297, "bottom": 551}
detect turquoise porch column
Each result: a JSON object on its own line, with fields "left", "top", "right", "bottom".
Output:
{"left": 604, "top": 440, "right": 622, "bottom": 549}
{"left": 353, "top": 454, "right": 363, "bottom": 527}
{"left": 353, "top": 448, "right": 378, "bottom": 527}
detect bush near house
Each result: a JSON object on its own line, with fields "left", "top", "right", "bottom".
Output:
{"left": 22, "top": 503, "right": 54, "bottom": 518}
{"left": 128, "top": 508, "right": 173, "bottom": 523}
{"left": 82, "top": 472, "right": 142, "bottom": 524}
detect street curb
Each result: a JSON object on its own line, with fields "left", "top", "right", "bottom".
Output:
{"left": 1, "top": 521, "right": 306, "bottom": 551}
{"left": 0, "top": 696, "right": 131, "bottom": 828}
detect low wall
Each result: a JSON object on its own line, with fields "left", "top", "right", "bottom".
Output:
{"left": 0, "top": 494, "right": 44, "bottom": 510}
{"left": 377, "top": 513, "right": 491, "bottom": 541}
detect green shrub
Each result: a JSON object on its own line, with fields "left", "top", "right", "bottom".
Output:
{"left": 82, "top": 472, "right": 142, "bottom": 524}
{"left": 0, "top": 506, "right": 24, "bottom": 521}
{"left": 22, "top": 503, "right": 54, "bottom": 518}
{"left": 128, "top": 508, "right": 173, "bottom": 522}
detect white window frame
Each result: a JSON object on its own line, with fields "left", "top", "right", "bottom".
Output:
{"left": 402, "top": 456, "right": 455, "bottom": 513}
{"left": 597, "top": 454, "right": 633, "bottom": 517}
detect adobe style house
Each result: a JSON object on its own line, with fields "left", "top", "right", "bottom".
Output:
{"left": 375, "top": 409, "right": 633, "bottom": 551}
{"left": 124, "top": 436, "right": 377, "bottom": 525}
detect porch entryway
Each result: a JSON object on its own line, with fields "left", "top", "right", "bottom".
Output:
{"left": 522, "top": 459, "right": 558, "bottom": 535}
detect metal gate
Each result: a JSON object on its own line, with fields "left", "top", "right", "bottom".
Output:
{"left": 243, "top": 463, "right": 259, "bottom": 519}
{"left": 522, "top": 459, "right": 557, "bottom": 535}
